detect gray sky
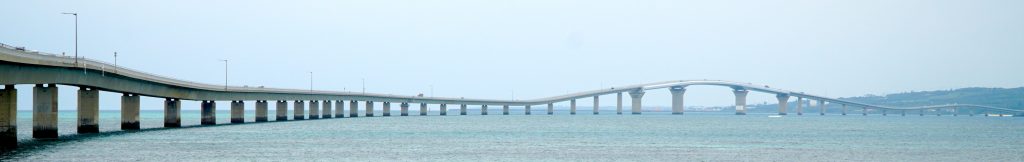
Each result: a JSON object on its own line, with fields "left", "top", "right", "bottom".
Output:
{"left": 2, "top": 0, "right": 1023, "bottom": 110}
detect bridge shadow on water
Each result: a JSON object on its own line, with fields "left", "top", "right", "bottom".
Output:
{"left": 0, "top": 118, "right": 337, "bottom": 159}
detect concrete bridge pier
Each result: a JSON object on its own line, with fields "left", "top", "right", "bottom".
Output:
{"left": 201, "top": 100, "right": 216, "bottom": 125}
{"left": 365, "top": 101, "right": 374, "bottom": 117}
{"left": 382, "top": 102, "right": 391, "bottom": 117}
{"left": 164, "top": 98, "right": 181, "bottom": 127}
{"left": 502, "top": 105, "right": 509, "bottom": 115}
{"left": 969, "top": 109, "right": 974, "bottom": 116}
{"left": 953, "top": 107, "right": 958, "bottom": 116}
{"left": 121, "top": 93, "right": 141, "bottom": 130}
{"left": 255, "top": 100, "right": 268, "bottom": 122}
{"left": 570, "top": 99, "right": 576, "bottom": 115}
{"left": 77, "top": 87, "right": 99, "bottom": 133}
{"left": 524, "top": 105, "right": 531, "bottom": 115}
{"left": 276, "top": 101, "right": 288, "bottom": 121}
{"left": 616, "top": 92, "right": 623, "bottom": 115}
{"left": 335, "top": 100, "right": 345, "bottom": 118}
{"left": 670, "top": 86, "right": 685, "bottom": 115}
{"left": 547, "top": 103, "right": 553, "bottom": 115}
{"left": 34, "top": 84, "right": 58, "bottom": 139}
{"left": 593, "top": 96, "right": 600, "bottom": 115}
{"left": 230, "top": 101, "right": 244, "bottom": 123}
{"left": 350, "top": 100, "right": 358, "bottom": 117}
{"left": 862, "top": 107, "right": 867, "bottom": 116}
{"left": 400, "top": 102, "right": 409, "bottom": 116}
{"left": 797, "top": 97, "right": 804, "bottom": 115}
{"left": 630, "top": 90, "right": 645, "bottom": 115}
{"left": 294, "top": 100, "right": 306, "bottom": 120}
{"left": 481, "top": 105, "right": 488, "bottom": 115}
{"left": 460, "top": 104, "right": 467, "bottom": 115}
{"left": 840, "top": 104, "right": 846, "bottom": 115}
{"left": 919, "top": 109, "right": 924, "bottom": 116}
{"left": 902, "top": 110, "right": 906, "bottom": 116}
{"left": 322, "top": 100, "right": 332, "bottom": 118}
{"left": 818, "top": 100, "right": 826, "bottom": 116}
{"left": 776, "top": 94, "right": 789, "bottom": 115}
{"left": 1, "top": 85, "right": 15, "bottom": 148}
{"left": 882, "top": 109, "right": 887, "bottom": 116}
{"left": 732, "top": 89, "right": 747, "bottom": 115}
{"left": 936, "top": 109, "right": 941, "bottom": 116}
{"left": 440, "top": 104, "right": 447, "bottom": 116}
{"left": 309, "top": 100, "right": 320, "bottom": 119}
{"left": 420, "top": 103, "right": 428, "bottom": 116}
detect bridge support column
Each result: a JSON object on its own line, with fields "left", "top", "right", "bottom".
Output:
{"left": 570, "top": 99, "right": 576, "bottom": 115}
{"left": 400, "top": 102, "right": 409, "bottom": 116}
{"left": 840, "top": 104, "right": 845, "bottom": 115}
{"left": 34, "top": 84, "right": 58, "bottom": 139}
{"left": 322, "top": 100, "right": 332, "bottom": 118}
{"left": 503, "top": 105, "right": 509, "bottom": 115}
{"left": 862, "top": 107, "right": 867, "bottom": 116}
{"left": 969, "top": 108, "right": 974, "bottom": 117}
{"left": 460, "top": 104, "right": 467, "bottom": 115}
{"left": 294, "top": 100, "right": 305, "bottom": 120}
{"left": 953, "top": 107, "right": 958, "bottom": 116}
{"left": 276, "top": 101, "right": 288, "bottom": 121}
{"left": 797, "top": 97, "right": 804, "bottom": 115}
{"left": 902, "top": 110, "right": 906, "bottom": 116}
{"left": 630, "top": 90, "right": 645, "bottom": 115}
{"left": 593, "top": 96, "right": 600, "bottom": 115}
{"left": 481, "top": 105, "right": 488, "bottom": 115}
{"left": 919, "top": 109, "right": 924, "bottom": 116}
{"left": 525, "top": 105, "right": 531, "bottom": 115}
{"left": 420, "top": 103, "right": 427, "bottom": 116}
{"left": 365, "top": 101, "right": 374, "bottom": 117}
{"left": 164, "top": 98, "right": 181, "bottom": 127}
{"left": 616, "top": 92, "right": 623, "bottom": 115}
{"left": 936, "top": 109, "right": 941, "bottom": 116}
{"left": 818, "top": 100, "right": 826, "bottom": 116}
{"left": 231, "top": 101, "right": 244, "bottom": 123}
{"left": 309, "top": 100, "right": 320, "bottom": 119}
{"left": 732, "top": 89, "right": 748, "bottom": 115}
{"left": 335, "top": 100, "right": 345, "bottom": 118}
{"left": 547, "top": 103, "right": 553, "bottom": 115}
{"left": 77, "top": 87, "right": 99, "bottom": 133}
{"left": 121, "top": 93, "right": 140, "bottom": 130}
{"left": 201, "top": 100, "right": 216, "bottom": 125}
{"left": 776, "top": 94, "right": 789, "bottom": 115}
{"left": 670, "top": 86, "right": 685, "bottom": 115}
{"left": 255, "top": 100, "right": 268, "bottom": 122}
{"left": 382, "top": 102, "right": 391, "bottom": 117}
{"left": 440, "top": 104, "right": 447, "bottom": 116}
{"left": 0, "top": 85, "right": 15, "bottom": 148}
{"left": 349, "top": 100, "right": 358, "bottom": 117}
{"left": 882, "top": 109, "right": 887, "bottom": 116}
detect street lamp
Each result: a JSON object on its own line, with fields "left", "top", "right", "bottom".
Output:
{"left": 113, "top": 52, "right": 117, "bottom": 74}
{"left": 309, "top": 72, "right": 313, "bottom": 92}
{"left": 61, "top": 12, "right": 78, "bottom": 65}
{"left": 219, "top": 59, "right": 228, "bottom": 90}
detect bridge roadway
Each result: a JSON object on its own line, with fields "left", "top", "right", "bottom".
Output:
{"left": 0, "top": 44, "right": 1021, "bottom": 150}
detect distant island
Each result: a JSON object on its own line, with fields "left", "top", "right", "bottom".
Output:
{"left": 742, "top": 87, "right": 1024, "bottom": 113}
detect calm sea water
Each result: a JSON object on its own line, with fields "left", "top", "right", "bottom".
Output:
{"left": 2, "top": 110, "right": 1023, "bottom": 161}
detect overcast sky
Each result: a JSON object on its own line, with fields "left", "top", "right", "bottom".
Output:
{"left": 2, "top": 0, "right": 1022, "bottom": 110}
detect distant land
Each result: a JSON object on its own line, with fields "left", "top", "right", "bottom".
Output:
{"left": 742, "top": 87, "right": 1024, "bottom": 113}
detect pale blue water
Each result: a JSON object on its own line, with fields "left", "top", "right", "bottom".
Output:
{"left": 3, "top": 110, "right": 1023, "bottom": 161}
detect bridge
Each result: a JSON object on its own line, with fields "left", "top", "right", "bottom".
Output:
{"left": 1, "top": 43, "right": 1021, "bottom": 150}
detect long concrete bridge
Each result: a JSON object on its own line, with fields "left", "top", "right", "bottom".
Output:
{"left": 1, "top": 43, "right": 1021, "bottom": 150}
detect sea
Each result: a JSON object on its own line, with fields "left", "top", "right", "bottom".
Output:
{"left": 2, "top": 110, "right": 1022, "bottom": 161}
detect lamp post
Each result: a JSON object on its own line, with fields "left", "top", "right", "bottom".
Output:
{"left": 113, "top": 52, "right": 117, "bottom": 74}
{"left": 61, "top": 12, "right": 78, "bottom": 65}
{"left": 220, "top": 59, "right": 228, "bottom": 90}
{"left": 309, "top": 72, "right": 313, "bottom": 92}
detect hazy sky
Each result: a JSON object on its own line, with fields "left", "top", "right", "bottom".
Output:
{"left": 2, "top": 0, "right": 1023, "bottom": 110}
